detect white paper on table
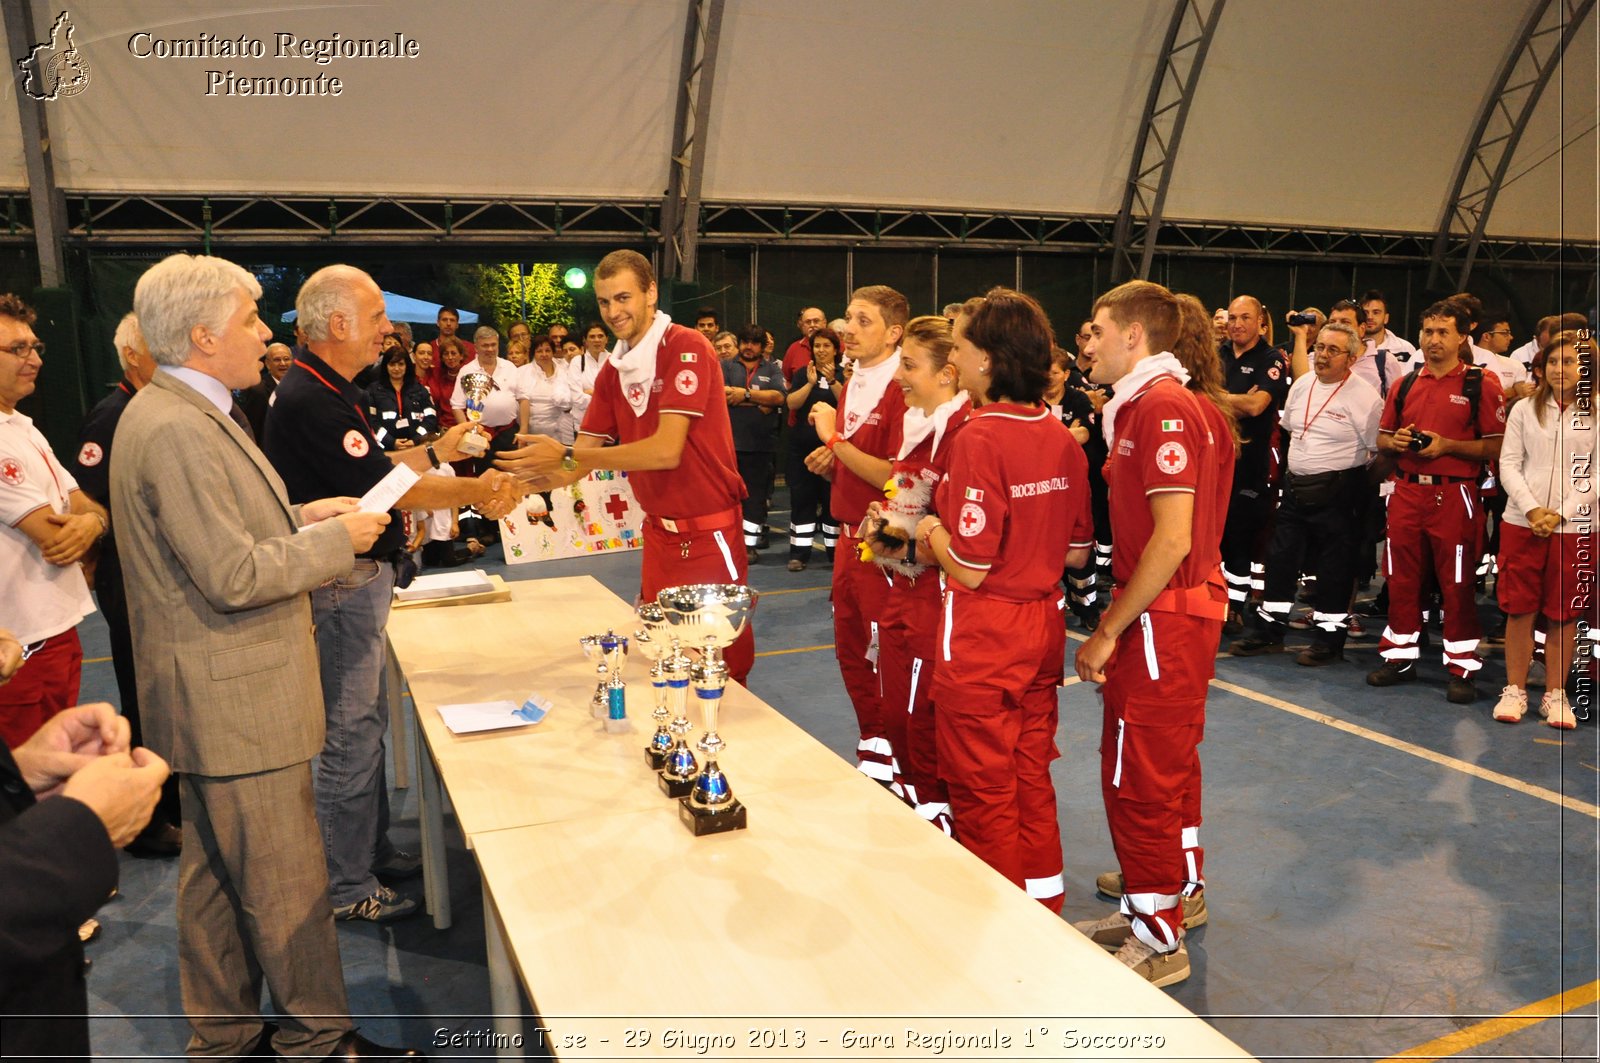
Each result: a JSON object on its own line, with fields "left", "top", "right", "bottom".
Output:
{"left": 358, "top": 462, "right": 421, "bottom": 514}
{"left": 438, "top": 700, "right": 532, "bottom": 735}
{"left": 394, "top": 568, "right": 493, "bottom": 602}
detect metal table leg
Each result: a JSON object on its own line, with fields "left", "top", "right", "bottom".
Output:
{"left": 416, "top": 727, "right": 452, "bottom": 929}
{"left": 482, "top": 881, "right": 524, "bottom": 1059}
{"left": 386, "top": 637, "right": 410, "bottom": 790}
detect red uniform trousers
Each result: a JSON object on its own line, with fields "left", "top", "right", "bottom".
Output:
{"left": 833, "top": 531, "right": 894, "bottom": 777}
{"left": 642, "top": 511, "right": 753, "bottom": 685}
{"left": 932, "top": 590, "right": 1066, "bottom": 913}
{"left": 0, "top": 628, "right": 83, "bottom": 748}
{"left": 1100, "top": 610, "right": 1214, "bottom": 953}
{"left": 1378, "top": 481, "right": 1485, "bottom": 678}
{"left": 878, "top": 569, "right": 950, "bottom": 831}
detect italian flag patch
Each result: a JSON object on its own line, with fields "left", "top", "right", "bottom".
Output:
{"left": 965, "top": 487, "right": 984, "bottom": 502}
{"left": 681, "top": 352, "right": 697, "bottom": 362}
{"left": 1161, "top": 419, "right": 1183, "bottom": 432}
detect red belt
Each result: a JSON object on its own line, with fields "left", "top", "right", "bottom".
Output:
{"left": 649, "top": 507, "right": 740, "bottom": 534}
{"left": 1116, "top": 571, "right": 1229, "bottom": 621}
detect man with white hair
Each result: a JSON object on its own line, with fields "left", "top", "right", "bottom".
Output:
{"left": 70, "top": 313, "right": 182, "bottom": 857}
{"left": 264, "top": 264, "right": 520, "bottom": 923}
{"left": 110, "top": 253, "right": 418, "bottom": 1058}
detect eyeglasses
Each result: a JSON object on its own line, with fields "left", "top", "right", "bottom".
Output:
{"left": 0, "top": 341, "right": 43, "bottom": 358}
{"left": 1484, "top": 329, "right": 1512, "bottom": 338}
{"left": 1075, "top": 331, "right": 1092, "bottom": 341}
{"left": 1311, "top": 343, "right": 1351, "bottom": 355}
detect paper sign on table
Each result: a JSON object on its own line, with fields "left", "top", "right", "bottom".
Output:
{"left": 438, "top": 700, "right": 540, "bottom": 735}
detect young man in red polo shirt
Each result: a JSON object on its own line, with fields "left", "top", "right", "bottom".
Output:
{"left": 497, "top": 250, "right": 754, "bottom": 682}
{"left": 1073, "top": 280, "right": 1232, "bottom": 989}
{"left": 1368, "top": 299, "right": 1505, "bottom": 702}
{"left": 805, "top": 287, "right": 908, "bottom": 783}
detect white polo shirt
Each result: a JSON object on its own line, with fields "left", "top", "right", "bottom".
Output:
{"left": 0, "top": 409, "right": 95, "bottom": 643}
{"left": 1280, "top": 371, "right": 1383, "bottom": 476}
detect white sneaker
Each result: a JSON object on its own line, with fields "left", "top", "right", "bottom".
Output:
{"left": 1541, "top": 689, "right": 1576, "bottom": 730}
{"left": 1491, "top": 685, "right": 1527, "bottom": 723}
{"left": 1073, "top": 910, "right": 1134, "bottom": 951}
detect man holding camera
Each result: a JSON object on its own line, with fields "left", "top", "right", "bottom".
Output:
{"left": 1368, "top": 300, "right": 1505, "bottom": 703}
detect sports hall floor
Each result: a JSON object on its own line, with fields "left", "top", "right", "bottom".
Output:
{"left": 75, "top": 489, "right": 1598, "bottom": 1062}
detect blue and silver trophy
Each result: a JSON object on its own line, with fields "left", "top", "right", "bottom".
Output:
{"left": 635, "top": 604, "right": 679, "bottom": 768}
{"left": 601, "top": 632, "right": 630, "bottom": 734}
{"left": 658, "top": 583, "right": 757, "bottom": 835}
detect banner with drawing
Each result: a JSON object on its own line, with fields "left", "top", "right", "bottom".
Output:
{"left": 498, "top": 470, "right": 644, "bottom": 564}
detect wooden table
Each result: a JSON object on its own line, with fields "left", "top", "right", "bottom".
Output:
{"left": 388, "top": 576, "right": 1253, "bottom": 1060}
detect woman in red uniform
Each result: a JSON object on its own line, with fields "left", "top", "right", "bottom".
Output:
{"left": 909, "top": 289, "right": 1093, "bottom": 914}
{"left": 860, "top": 316, "right": 970, "bottom": 835}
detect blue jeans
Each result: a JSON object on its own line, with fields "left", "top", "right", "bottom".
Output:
{"left": 312, "top": 559, "right": 396, "bottom": 906}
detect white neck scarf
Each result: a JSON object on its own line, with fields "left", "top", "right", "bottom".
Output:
{"left": 612, "top": 311, "right": 672, "bottom": 418}
{"left": 841, "top": 348, "right": 899, "bottom": 438}
{"left": 898, "top": 392, "right": 969, "bottom": 460}
{"left": 1101, "top": 351, "right": 1190, "bottom": 447}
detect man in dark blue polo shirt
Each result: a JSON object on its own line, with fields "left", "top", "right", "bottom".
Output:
{"left": 721, "top": 322, "right": 786, "bottom": 563}
{"left": 1220, "top": 295, "right": 1290, "bottom": 633}
{"left": 264, "top": 264, "right": 521, "bottom": 922}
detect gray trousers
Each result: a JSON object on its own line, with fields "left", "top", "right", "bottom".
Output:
{"left": 179, "top": 766, "right": 352, "bottom": 1057}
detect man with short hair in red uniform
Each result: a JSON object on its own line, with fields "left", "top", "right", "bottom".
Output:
{"left": 1073, "top": 280, "right": 1232, "bottom": 989}
{"left": 805, "top": 287, "right": 909, "bottom": 783}
{"left": 498, "top": 250, "right": 754, "bottom": 682}
{"left": 1367, "top": 299, "right": 1505, "bottom": 703}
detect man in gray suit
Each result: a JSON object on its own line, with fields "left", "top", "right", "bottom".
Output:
{"left": 111, "top": 254, "right": 420, "bottom": 1060}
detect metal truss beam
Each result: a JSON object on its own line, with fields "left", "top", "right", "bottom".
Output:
{"left": 3, "top": 0, "right": 67, "bottom": 283}
{"left": 1109, "top": 0, "right": 1227, "bottom": 283}
{"left": 1429, "top": 0, "right": 1595, "bottom": 290}
{"left": 659, "top": 0, "right": 725, "bottom": 285}
{"left": 42, "top": 192, "right": 1592, "bottom": 269}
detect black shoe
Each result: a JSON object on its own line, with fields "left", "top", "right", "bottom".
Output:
{"left": 1296, "top": 645, "right": 1342, "bottom": 667}
{"left": 1228, "top": 637, "right": 1283, "bottom": 657}
{"left": 745, "top": 547, "right": 760, "bottom": 564}
{"left": 316, "top": 1029, "right": 423, "bottom": 1060}
{"left": 332, "top": 886, "right": 420, "bottom": 924}
{"left": 1367, "top": 660, "right": 1417, "bottom": 687}
{"left": 373, "top": 849, "right": 422, "bottom": 884}
{"left": 1446, "top": 677, "right": 1478, "bottom": 704}
{"left": 757, "top": 528, "right": 771, "bottom": 549}
{"left": 1222, "top": 609, "right": 1244, "bottom": 638}
{"left": 786, "top": 557, "right": 807, "bottom": 572}
{"left": 125, "top": 820, "right": 182, "bottom": 859}
{"left": 1079, "top": 611, "right": 1100, "bottom": 633}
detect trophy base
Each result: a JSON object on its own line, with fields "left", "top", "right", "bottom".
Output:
{"left": 591, "top": 704, "right": 608, "bottom": 720}
{"left": 680, "top": 797, "right": 747, "bottom": 836}
{"left": 659, "top": 773, "right": 696, "bottom": 798}
{"left": 457, "top": 432, "right": 488, "bottom": 458}
{"left": 604, "top": 717, "right": 633, "bottom": 734}
{"left": 645, "top": 747, "right": 670, "bottom": 770}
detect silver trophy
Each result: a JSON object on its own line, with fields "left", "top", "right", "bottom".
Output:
{"left": 601, "top": 632, "right": 630, "bottom": 733}
{"left": 658, "top": 584, "right": 757, "bottom": 834}
{"left": 578, "top": 632, "right": 611, "bottom": 719}
{"left": 635, "top": 604, "right": 678, "bottom": 769}
{"left": 457, "top": 371, "right": 492, "bottom": 457}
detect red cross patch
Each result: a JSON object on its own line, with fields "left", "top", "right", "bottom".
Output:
{"left": 0, "top": 457, "right": 23, "bottom": 486}
{"left": 674, "top": 369, "right": 697, "bottom": 396}
{"left": 627, "top": 381, "right": 646, "bottom": 405}
{"left": 604, "top": 493, "right": 630, "bottom": 524}
{"left": 342, "top": 429, "right": 370, "bottom": 457}
{"left": 958, "top": 501, "right": 986, "bottom": 537}
{"left": 77, "top": 442, "right": 103, "bottom": 467}
{"left": 1155, "top": 441, "right": 1188, "bottom": 474}
{"left": 1267, "top": 364, "right": 1282, "bottom": 381}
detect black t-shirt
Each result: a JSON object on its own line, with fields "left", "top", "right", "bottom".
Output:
{"left": 720, "top": 356, "right": 787, "bottom": 453}
{"left": 786, "top": 363, "right": 839, "bottom": 458}
{"left": 1223, "top": 340, "right": 1290, "bottom": 485}
{"left": 72, "top": 380, "right": 134, "bottom": 567}
{"left": 263, "top": 349, "right": 403, "bottom": 558}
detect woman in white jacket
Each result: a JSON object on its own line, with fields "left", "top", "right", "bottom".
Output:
{"left": 516, "top": 334, "right": 577, "bottom": 444}
{"left": 1493, "top": 332, "right": 1595, "bottom": 728}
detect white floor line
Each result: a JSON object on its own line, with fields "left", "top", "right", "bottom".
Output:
{"left": 1210, "top": 678, "right": 1600, "bottom": 820}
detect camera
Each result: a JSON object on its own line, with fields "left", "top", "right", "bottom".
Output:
{"left": 1407, "top": 431, "right": 1433, "bottom": 452}
{"left": 1287, "top": 312, "right": 1319, "bottom": 327}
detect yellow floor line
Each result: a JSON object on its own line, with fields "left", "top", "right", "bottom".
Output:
{"left": 1379, "top": 979, "right": 1600, "bottom": 1060}
{"left": 754, "top": 642, "right": 834, "bottom": 658}
{"left": 756, "top": 584, "right": 830, "bottom": 597}
{"left": 83, "top": 655, "right": 111, "bottom": 664}
{"left": 1210, "top": 679, "right": 1600, "bottom": 820}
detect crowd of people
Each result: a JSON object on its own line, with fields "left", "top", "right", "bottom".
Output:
{"left": 0, "top": 244, "right": 1593, "bottom": 1055}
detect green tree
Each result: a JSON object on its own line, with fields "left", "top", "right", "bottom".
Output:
{"left": 475, "top": 263, "right": 577, "bottom": 334}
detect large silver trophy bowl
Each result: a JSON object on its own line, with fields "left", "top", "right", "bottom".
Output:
{"left": 657, "top": 584, "right": 756, "bottom": 834}
{"left": 456, "top": 371, "right": 492, "bottom": 456}
{"left": 634, "top": 603, "right": 680, "bottom": 769}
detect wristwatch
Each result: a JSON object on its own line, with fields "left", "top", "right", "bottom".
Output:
{"left": 561, "top": 445, "right": 578, "bottom": 472}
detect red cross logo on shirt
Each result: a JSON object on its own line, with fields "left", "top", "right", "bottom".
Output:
{"left": 1155, "top": 441, "right": 1188, "bottom": 474}
{"left": 604, "top": 493, "right": 630, "bottom": 524}
{"left": 957, "top": 501, "right": 986, "bottom": 537}
{"left": 0, "top": 457, "right": 23, "bottom": 486}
